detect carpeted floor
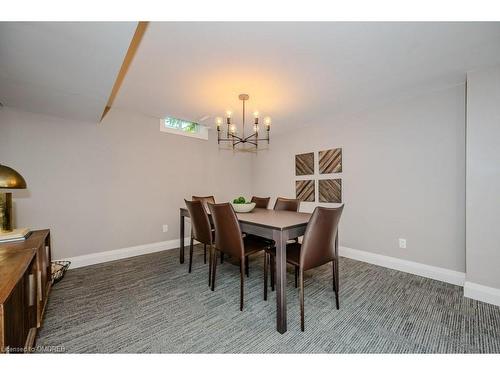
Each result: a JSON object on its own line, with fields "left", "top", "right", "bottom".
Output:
{"left": 36, "top": 245, "right": 500, "bottom": 353}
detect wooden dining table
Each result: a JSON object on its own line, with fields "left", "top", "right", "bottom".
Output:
{"left": 179, "top": 207, "right": 311, "bottom": 334}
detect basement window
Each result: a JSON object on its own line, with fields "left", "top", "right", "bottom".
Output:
{"left": 160, "top": 117, "right": 208, "bottom": 140}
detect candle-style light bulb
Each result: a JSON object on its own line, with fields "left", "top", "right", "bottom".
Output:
{"left": 264, "top": 116, "right": 272, "bottom": 131}
{"left": 253, "top": 110, "right": 259, "bottom": 125}
{"left": 215, "top": 117, "right": 222, "bottom": 131}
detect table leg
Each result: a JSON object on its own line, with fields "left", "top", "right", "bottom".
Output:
{"left": 180, "top": 209, "right": 185, "bottom": 264}
{"left": 273, "top": 229, "right": 287, "bottom": 334}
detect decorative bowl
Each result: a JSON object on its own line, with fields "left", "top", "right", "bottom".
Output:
{"left": 231, "top": 202, "right": 256, "bottom": 213}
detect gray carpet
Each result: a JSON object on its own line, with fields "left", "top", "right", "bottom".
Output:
{"left": 36, "top": 246, "right": 500, "bottom": 353}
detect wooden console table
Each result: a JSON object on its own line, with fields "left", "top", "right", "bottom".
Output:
{"left": 0, "top": 230, "right": 52, "bottom": 353}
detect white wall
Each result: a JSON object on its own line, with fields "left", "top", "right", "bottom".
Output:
{"left": 252, "top": 85, "right": 466, "bottom": 272}
{"left": 466, "top": 65, "right": 500, "bottom": 290}
{"left": 0, "top": 84, "right": 469, "bottom": 278}
{"left": 6, "top": 72, "right": 500, "bottom": 307}
{"left": 0, "top": 107, "right": 253, "bottom": 259}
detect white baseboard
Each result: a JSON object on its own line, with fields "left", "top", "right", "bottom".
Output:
{"left": 59, "top": 237, "right": 191, "bottom": 269}
{"left": 464, "top": 281, "right": 500, "bottom": 307}
{"left": 339, "top": 246, "right": 466, "bottom": 286}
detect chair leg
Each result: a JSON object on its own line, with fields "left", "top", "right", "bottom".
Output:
{"left": 264, "top": 253, "right": 268, "bottom": 301}
{"left": 245, "top": 256, "right": 249, "bottom": 277}
{"left": 204, "top": 244, "right": 207, "bottom": 264}
{"left": 333, "top": 259, "right": 340, "bottom": 309}
{"left": 240, "top": 258, "right": 245, "bottom": 311}
{"left": 208, "top": 245, "right": 213, "bottom": 287}
{"left": 271, "top": 255, "right": 275, "bottom": 291}
{"left": 294, "top": 266, "right": 299, "bottom": 288}
{"left": 188, "top": 236, "right": 194, "bottom": 273}
{"left": 300, "top": 268, "right": 305, "bottom": 332}
{"left": 211, "top": 250, "right": 218, "bottom": 291}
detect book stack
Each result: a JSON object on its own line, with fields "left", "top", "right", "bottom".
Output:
{"left": 0, "top": 228, "right": 31, "bottom": 243}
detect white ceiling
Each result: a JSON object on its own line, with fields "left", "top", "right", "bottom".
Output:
{"left": 1, "top": 22, "right": 500, "bottom": 129}
{"left": 114, "top": 22, "right": 500, "bottom": 132}
{"left": 0, "top": 22, "right": 137, "bottom": 122}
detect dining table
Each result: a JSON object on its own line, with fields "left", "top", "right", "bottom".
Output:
{"left": 179, "top": 206, "right": 311, "bottom": 334}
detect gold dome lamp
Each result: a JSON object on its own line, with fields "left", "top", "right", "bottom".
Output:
{"left": 0, "top": 164, "right": 27, "bottom": 234}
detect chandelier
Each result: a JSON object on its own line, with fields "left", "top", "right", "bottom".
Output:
{"left": 215, "top": 94, "right": 271, "bottom": 150}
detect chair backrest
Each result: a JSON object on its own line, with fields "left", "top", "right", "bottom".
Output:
{"left": 192, "top": 195, "right": 215, "bottom": 210}
{"left": 273, "top": 197, "right": 300, "bottom": 212}
{"left": 184, "top": 199, "right": 213, "bottom": 245}
{"left": 207, "top": 202, "right": 244, "bottom": 260}
{"left": 251, "top": 196, "right": 270, "bottom": 209}
{"left": 300, "top": 205, "right": 344, "bottom": 270}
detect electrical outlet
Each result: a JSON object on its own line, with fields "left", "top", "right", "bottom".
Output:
{"left": 162, "top": 224, "right": 169, "bottom": 233}
{"left": 399, "top": 238, "right": 407, "bottom": 249}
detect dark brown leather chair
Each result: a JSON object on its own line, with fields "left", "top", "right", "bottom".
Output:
{"left": 243, "top": 196, "right": 271, "bottom": 275}
{"left": 266, "top": 205, "right": 344, "bottom": 331}
{"left": 184, "top": 199, "right": 214, "bottom": 286}
{"left": 266, "top": 197, "right": 301, "bottom": 289}
{"left": 192, "top": 195, "right": 215, "bottom": 209}
{"left": 192, "top": 195, "right": 224, "bottom": 263}
{"left": 208, "top": 202, "right": 271, "bottom": 311}
{"left": 273, "top": 197, "right": 300, "bottom": 212}
{"left": 251, "top": 196, "right": 270, "bottom": 209}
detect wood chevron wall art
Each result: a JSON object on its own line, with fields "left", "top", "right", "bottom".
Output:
{"left": 319, "top": 179, "right": 342, "bottom": 203}
{"left": 295, "top": 152, "right": 314, "bottom": 176}
{"left": 296, "top": 180, "right": 315, "bottom": 202}
{"left": 319, "top": 148, "right": 342, "bottom": 174}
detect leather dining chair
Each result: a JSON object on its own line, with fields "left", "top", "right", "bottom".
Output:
{"left": 235, "top": 196, "right": 270, "bottom": 278}
{"left": 192, "top": 195, "right": 215, "bottom": 210}
{"left": 192, "top": 195, "right": 223, "bottom": 264}
{"left": 273, "top": 197, "right": 300, "bottom": 212}
{"left": 184, "top": 199, "right": 214, "bottom": 286}
{"left": 266, "top": 197, "right": 301, "bottom": 291}
{"left": 207, "top": 202, "right": 271, "bottom": 311}
{"left": 266, "top": 205, "right": 344, "bottom": 331}
{"left": 251, "top": 196, "right": 270, "bottom": 209}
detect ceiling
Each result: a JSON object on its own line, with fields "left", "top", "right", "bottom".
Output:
{"left": 0, "top": 22, "right": 137, "bottom": 122}
{"left": 114, "top": 22, "right": 500, "bottom": 132}
{"left": 2, "top": 22, "right": 500, "bottom": 129}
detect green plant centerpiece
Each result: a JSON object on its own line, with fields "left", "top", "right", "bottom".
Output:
{"left": 233, "top": 196, "right": 247, "bottom": 204}
{"left": 231, "top": 196, "right": 256, "bottom": 213}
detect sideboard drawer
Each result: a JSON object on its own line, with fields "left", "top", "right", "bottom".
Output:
{"left": 0, "top": 252, "right": 37, "bottom": 352}
{"left": 0, "top": 229, "right": 52, "bottom": 353}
